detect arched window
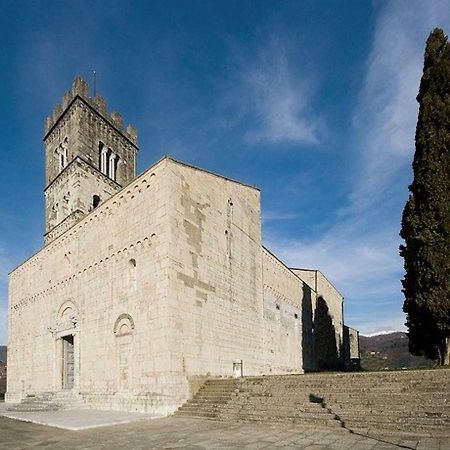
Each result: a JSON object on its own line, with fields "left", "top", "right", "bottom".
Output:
{"left": 57, "top": 300, "right": 79, "bottom": 329}
{"left": 99, "top": 142, "right": 108, "bottom": 175}
{"left": 56, "top": 137, "right": 68, "bottom": 172}
{"left": 114, "top": 314, "right": 135, "bottom": 337}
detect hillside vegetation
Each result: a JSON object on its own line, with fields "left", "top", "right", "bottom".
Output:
{"left": 0, "top": 346, "right": 6, "bottom": 364}
{"left": 360, "top": 332, "right": 434, "bottom": 371}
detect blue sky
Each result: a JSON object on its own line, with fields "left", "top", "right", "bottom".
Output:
{"left": 1, "top": 0, "right": 450, "bottom": 344}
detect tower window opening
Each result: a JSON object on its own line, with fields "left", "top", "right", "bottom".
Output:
{"left": 56, "top": 138, "right": 68, "bottom": 172}
{"left": 114, "top": 156, "right": 119, "bottom": 181}
{"left": 53, "top": 203, "right": 59, "bottom": 222}
{"left": 99, "top": 142, "right": 108, "bottom": 175}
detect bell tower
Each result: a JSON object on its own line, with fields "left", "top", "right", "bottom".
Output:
{"left": 43, "top": 76, "right": 139, "bottom": 244}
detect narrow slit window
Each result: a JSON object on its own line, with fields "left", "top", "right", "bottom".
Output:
{"left": 92, "top": 195, "right": 101, "bottom": 209}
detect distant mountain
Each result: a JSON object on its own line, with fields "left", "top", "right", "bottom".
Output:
{"left": 360, "top": 332, "right": 434, "bottom": 371}
{"left": 0, "top": 346, "right": 6, "bottom": 365}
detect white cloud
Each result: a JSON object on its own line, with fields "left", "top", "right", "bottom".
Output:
{"left": 238, "top": 37, "right": 322, "bottom": 145}
{"left": 267, "top": 221, "right": 402, "bottom": 300}
{"left": 265, "top": 1, "right": 450, "bottom": 334}
{"left": 351, "top": 0, "right": 450, "bottom": 211}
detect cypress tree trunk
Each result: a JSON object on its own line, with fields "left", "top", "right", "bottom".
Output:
{"left": 442, "top": 338, "right": 450, "bottom": 366}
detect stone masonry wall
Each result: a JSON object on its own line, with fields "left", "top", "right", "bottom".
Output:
{"left": 261, "top": 248, "right": 303, "bottom": 374}
{"left": 163, "top": 161, "right": 304, "bottom": 397}
{"left": 165, "top": 161, "right": 266, "bottom": 384}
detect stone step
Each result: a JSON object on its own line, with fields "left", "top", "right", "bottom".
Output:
{"left": 178, "top": 404, "right": 330, "bottom": 416}
{"left": 193, "top": 395, "right": 238, "bottom": 400}
{"left": 225, "top": 398, "right": 449, "bottom": 412}
{"left": 319, "top": 398, "right": 450, "bottom": 407}
{"left": 196, "top": 388, "right": 239, "bottom": 394}
{"left": 174, "top": 410, "right": 219, "bottom": 418}
{"left": 184, "top": 400, "right": 232, "bottom": 407}
{"left": 339, "top": 412, "right": 450, "bottom": 425}
{"left": 176, "top": 410, "right": 342, "bottom": 427}
{"left": 234, "top": 395, "right": 449, "bottom": 407}
{"left": 179, "top": 402, "right": 326, "bottom": 411}
{"left": 175, "top": 371, "right": 450, "bottom": 438}
{"left": 342, "top": 418, "right": 450, "bottom": 434}
{"left": 330, "top": 407, "right": 450, "bottom": 418}
{"left": 263, "top": 387, "right": 450, "bottom": 395}
{"left": 10, "top": 391, "right": 86, "bottom": 412}
{"left": 7, "top": 403, "right": 62, "bottom": 412}
{"left": 310, "top": 392, "right": 449, "bottom": 400}
{"left": 221, "top": 413, "right": 343, "bottom": 427}
{"left": 257, "top": 378, "right": 450, "bottom": 387}
{"left": 195, "top": 389, "right": 239, "bottom": 394}
{"left": 248, "top": 382, "right": 450, "bottom": 390}
{"left": 261, "top": 375, "right": 450, "bottom": 382}
{"left": 22, "top": 396, "right": 55, "bottom": 403}
{"left": 350, "top": 426, "right": 450, "bottom": 439}
{"left": 195, "top": 390, "right": 239, "bottom": 396}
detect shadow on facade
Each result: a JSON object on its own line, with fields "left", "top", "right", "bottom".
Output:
{"left": 0, "top": 364, "right": 6, "bottom": 400}
{"left": 314, "top": 297, "right": 339, "bottom": 371}
{"left": 302, "top": 284, "right": 315, "bottom": 372}
{"left": 302, "top": 291, "right": 341, "bottom": 372}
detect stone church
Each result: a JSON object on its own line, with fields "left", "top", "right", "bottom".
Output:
{"left": 6, "top": 77, "right": 359, "bottom": 414}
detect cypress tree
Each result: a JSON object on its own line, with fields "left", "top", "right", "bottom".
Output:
{"left": 400, "top": 28, "right": 450, "bottom": 366}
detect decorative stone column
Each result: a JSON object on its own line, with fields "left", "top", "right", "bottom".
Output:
{"left": 109, "top": 153, "right": 116, "bottom": 181}
{"left": 101, "top": 147, "right": 108, "bottom": 175}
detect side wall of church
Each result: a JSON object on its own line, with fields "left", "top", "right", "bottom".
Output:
{"left": 164, "top": 161, "right": 265, "bottom": 391}
{"left": 7, "top": 159, "right": 184, "bottom": 414}
{"left": 163, "top": 161, "right": 304, "bottom": 406}
{"left": 261, "top": 248, "right": 303, "bottom": 374}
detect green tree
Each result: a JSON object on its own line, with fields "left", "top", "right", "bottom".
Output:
{"left": 400, "top": 28, "right": 450, "bottom": 366}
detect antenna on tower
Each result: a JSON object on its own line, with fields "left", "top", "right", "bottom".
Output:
{"left": 93, "top": 71, "right": 97, "bottom": 97}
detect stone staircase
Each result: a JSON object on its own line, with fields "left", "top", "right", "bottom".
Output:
{"left": 6, "top": 391, "right": 87, "bottom": 412}
{"left": 174, "top": 369, "right": 450, "bottom": 438}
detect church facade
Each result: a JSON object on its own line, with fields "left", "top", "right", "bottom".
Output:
{"left": 6, "top": 77, "right": 358, "bottom": 414}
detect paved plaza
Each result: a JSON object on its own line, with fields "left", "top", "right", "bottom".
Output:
{"left": 0, "top": 414, "right": 448, "bottom": 450}
{"left": 0, "top": 402, "right": 162, "bottom": 430}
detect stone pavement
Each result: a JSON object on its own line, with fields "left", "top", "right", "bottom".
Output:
{"left": 0, "top": 402, "right": 162, "bottom": 430}
{"left": 0, "top": 415, "right": 449, "bottom": 450}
